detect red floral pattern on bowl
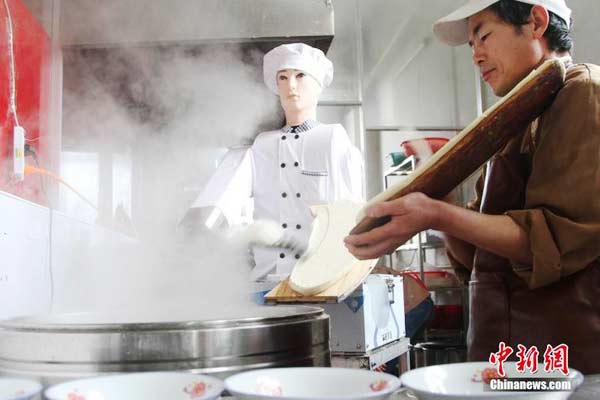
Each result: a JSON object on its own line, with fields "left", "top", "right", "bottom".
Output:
{"left": 369, "top": 380, "right": 389, "bottom": 392}
{"left": 67, "top": 391, "right": 86, "bottom": 400}
{"left": 255, "top": 376, "right": 283, "bottom": 396}
{"left": 183, "top": 382, "right": 210, "bottom": 399}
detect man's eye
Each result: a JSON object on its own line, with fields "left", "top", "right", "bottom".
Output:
{"left": 297, "top": 72, "right": 306, "bottom": 78}
{"left": 481, "top": 32, "right": 491, "bottom": 42}
{"left": 278, "top": 75, "right": 288, "bottom": 80}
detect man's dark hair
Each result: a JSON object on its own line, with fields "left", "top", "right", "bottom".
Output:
{"left": 488, "top": 0, "right": 573, "bottom": 53}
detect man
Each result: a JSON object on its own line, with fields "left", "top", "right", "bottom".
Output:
{"left": 190, "top": 43, "right": 363, "bottom": 282}
{"left": 345, "top": 0, "right": 600, "bottom": 373}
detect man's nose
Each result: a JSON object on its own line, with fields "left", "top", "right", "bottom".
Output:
{"left": 472, "top": 44, "right": 485, "bottom": 66}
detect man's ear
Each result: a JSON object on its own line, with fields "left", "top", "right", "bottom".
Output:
{"left": 530, "top": 5, "right": 550, "bottom": 39}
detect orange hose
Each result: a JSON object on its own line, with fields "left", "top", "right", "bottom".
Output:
{"left": 24, "top": 165, "right": 98, "bottom": 211}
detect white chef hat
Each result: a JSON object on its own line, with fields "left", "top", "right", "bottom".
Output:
{"left": 263, "top": 43, "right": 334, "bottom": 95}
{"left": 433, "top": 0, "right": 571, "bottom": 46}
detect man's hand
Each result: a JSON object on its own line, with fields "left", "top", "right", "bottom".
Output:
{"left": 344, "top": 191, "right": 533, "bottom": 267}
{"left": 344, "top": 192, "right": 440, "bottom": 259}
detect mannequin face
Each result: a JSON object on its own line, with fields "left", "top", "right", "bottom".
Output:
{"left": 276, "top": 69, "right": 322, "bottom": 118}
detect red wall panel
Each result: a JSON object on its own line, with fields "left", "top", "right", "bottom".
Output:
{"left": 0, "top": 0, "right": 50, "bottom": 205}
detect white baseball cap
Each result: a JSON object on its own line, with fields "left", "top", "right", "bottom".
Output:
{"left": 433, "top": 0, "right": 572, "bottom": 46}
{"left": 263, "top": 43, "right": 334, "bottom": 95}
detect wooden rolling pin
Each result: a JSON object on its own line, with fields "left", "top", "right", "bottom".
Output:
{"left": 350, "top": 58, "right": 567, "bottom": 235}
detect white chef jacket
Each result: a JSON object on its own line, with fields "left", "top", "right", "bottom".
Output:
{"left": 192, "top": 120, "right": 364, "bottom": 281}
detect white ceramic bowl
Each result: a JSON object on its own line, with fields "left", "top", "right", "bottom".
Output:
{"left": 0, "top": 377, "right": 42, "bottom": 400}
{"left": 44, "top": 371, "right": 224, "bottom": 400}
{"left": 224, "top": 367, "right": 402, "bottom": 400}
{"left": 400, "top": 361, "right": 584, "bottom": 400}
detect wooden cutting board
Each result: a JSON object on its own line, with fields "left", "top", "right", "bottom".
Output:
{"left": 264, "top": 258, "right": 377, "bottom": 303}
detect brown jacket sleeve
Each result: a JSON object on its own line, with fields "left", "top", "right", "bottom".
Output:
{"left": 506, "top": 64, "right": 600, "bottom": 289}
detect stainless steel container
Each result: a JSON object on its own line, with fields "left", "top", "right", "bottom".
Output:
{"left": 411, "top": 340, "right": 467, "bottom": 368}
{"left": 0, "top": 305, "right": 329, "bottom": 385}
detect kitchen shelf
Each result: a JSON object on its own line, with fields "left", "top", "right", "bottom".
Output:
{"left": 385, "top": 155, "right": 442, "bottom": 177}
{"left": 382, "top": 157, "right": 445, "bottom": 280}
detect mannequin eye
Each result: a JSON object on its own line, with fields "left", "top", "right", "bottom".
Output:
{"left": 296, "top": 72, "right": 306, "bottom": 78}
{"left": 278, "top": 75, "right": 288, "bottom": 81}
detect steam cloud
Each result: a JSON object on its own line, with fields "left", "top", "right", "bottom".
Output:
{"left": 50, "top": 43, "right": 282, "bottom": 321}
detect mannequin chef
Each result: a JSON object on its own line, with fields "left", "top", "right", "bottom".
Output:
{"left": 188, "top": 43, "right": 364, "bottom": 281}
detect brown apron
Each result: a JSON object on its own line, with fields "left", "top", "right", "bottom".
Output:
{"left": 468, "top": 134, "right": 600, "bottom": 374}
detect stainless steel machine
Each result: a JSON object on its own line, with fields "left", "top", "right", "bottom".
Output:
{"left": 322, "top": 274, "right": 411, "bottom": 372}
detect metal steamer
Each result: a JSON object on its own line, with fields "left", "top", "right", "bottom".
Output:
{"left": 0, "top": 306, "right": 329, "bottom": 385}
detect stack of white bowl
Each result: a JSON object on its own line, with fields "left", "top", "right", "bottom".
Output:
{"left": 1, "top": 367, "right": 402, "bottom": 400}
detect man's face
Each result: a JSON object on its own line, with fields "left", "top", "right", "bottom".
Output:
{"left": 468, "top": 9, "right": 542, "bottom": 96}
{"left": 276, "top": 69, "right": 322, "bottom": 115}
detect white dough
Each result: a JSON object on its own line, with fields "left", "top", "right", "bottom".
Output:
{"left": 289, "top": 200, "right": 362, "bottom": 295}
